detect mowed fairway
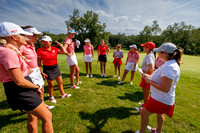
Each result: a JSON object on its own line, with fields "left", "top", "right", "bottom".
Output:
{"left": 0, "top": 49, "right": 199, "bottom": 133}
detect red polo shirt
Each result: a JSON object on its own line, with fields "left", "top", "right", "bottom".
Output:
{"left": 37, "top": 46, "right": 59, "bottom": 66}
{"left": 98, "top": 45, "right": 108, "bottom": 55}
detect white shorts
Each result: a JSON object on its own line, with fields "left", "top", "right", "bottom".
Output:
{"left": 83, "top": 54, "right": 93, "bottom": 62}
{"left": 28, "top": 67, "right": 44, "bottom": 89}
{"left": 125, "top": 62, "right": 138, "bottom": 71}
{"left": 66, "top": 53, "right": 78, "bottom": 66}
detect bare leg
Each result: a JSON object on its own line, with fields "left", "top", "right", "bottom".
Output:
{"left": 118, "top": 65, "right": 121, "bottom": 77}
{"left": 114, "top": 64, "right": 117, "bottom": 75}
{"left": 156, "top": 114, "right": 165, "bottom": 133}
{"left": 104, "top": 62, "right": 106, "bottom": 75}
{"left": 28, "top": 102, "right": 53, "bottom": 133}
{"left": 55, "top": 75, "right": 65, "bottom": 95}
{"left": 139, "top": 107, "right": 151, "bottom": 133}
{"left": 142, "top": 87, "right": 150, "bottom": 104}
{"left": 40, "top": 85, "right": 44, "bottom": 101}
{"left": 47, "top": 80, "right": 54, "bottom": 97}
{"left": 75, "top": 65, "right": 80, "bottom": 83}
{"left": 121, "top": 69, "right": 129, "bottom": 82}
{"left": 130, "top": 71, "right": 135, "bottom": 82}
{"left": 85, "top": 62, "right": 88, "bottom": 74}
{"left": 100, "top": 61, "right": 103, "bottom": 74}
{"left": 89, "top": 62, "right": 92, "bottom": 74}
{"left": 70, "top": 65, "right": 75, "bottom": 86}
{"left": 27, "top": 112, "right": 38, "bottom": 133}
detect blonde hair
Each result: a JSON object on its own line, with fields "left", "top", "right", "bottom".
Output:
{"left": 0, "top": 36, "right": 30, "bottom": 62}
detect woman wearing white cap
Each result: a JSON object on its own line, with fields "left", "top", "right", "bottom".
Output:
{"left": 64, "top": 28, "right": 82, "bottom": 89}
{"left": 37, "top": 35, "right": 71, "bottom": 103}
{"left": 0, "top": 22, "right": 53, "bottom": 132}
{"left": 118, "top": 44, "right": 139, "bottom": 85}
{"left": 136, "top": 43, "right": 183, "bottom": 133}
{"left": 83, "top": 38, "right": 94, "bottom": 77}
{"left": 19, "top": 25, "right": 54, "bottom": 110}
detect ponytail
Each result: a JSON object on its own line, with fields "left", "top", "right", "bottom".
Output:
{"left": 168, "top": 49, "right": 183, "bottom": 66}
{"left": 0, "top": 37, "right": 31, "bottom": 62}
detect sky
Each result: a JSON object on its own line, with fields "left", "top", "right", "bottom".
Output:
{"left": 0, "top": 0, "right": 200, "bottom": 35}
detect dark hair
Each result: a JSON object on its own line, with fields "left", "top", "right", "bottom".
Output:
{"left": 21, "top": 25, "right": 33, "bottom": 29}
{"left": 168, "top": 49, "right": 183, "bottom": 66}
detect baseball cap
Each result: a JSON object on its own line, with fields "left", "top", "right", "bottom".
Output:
{"left": 129, "top": 44, "right": 137, "bottom": 49}
{"left": 0, "top": 22, "right": 33, "bottom": 37}
{"left": 68, "top": 29, "right": 76, "bottom": 34}
{"left": 140, "top": 42, "right": 155, "bottom": 50}
{"left": 24, "top": 27, "right": 43, "bottom": 35}
{"left": 153, "top": 43, "right": 177, "bottom": 53}
{"left": 84, "top": 39, "right": 90, "bottom": 42}
{"left": 41, "top": 35, "right": 52, "bottom": 42}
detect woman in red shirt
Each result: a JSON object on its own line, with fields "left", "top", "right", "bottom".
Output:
{"left": 37, "top": 35, "right": 71, "bottom": 104}
{"left": 0, "top": 22, "right": 53, "bottom": 133}
{"left": 97, "top": 39, "right": 110, "bottom": 77}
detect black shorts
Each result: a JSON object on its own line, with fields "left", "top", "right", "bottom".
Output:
{"left": 99, "top": 54, "right": 107, "bottom": 62}
{"left": 3, "top": 76, "right": 42, "bottom": 112}
{"left": 43, "top": 64, "right": 61, "bottom": 80}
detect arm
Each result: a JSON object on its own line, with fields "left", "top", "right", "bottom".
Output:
{"left": 107, "top": 48, "right": 110, "bottom": 55}
{"left": 91, "top": 48, "right": 94, "bottom": 59}
{"left": 63, "top": 43, "right": 72, "bottom": 56}
{"left": 37, "top": 57, "right": 48, "bottom": 79}
{"left": 147, "top": 63, "right": 154, "bottom": 74}
{"left": 125, "top": 56, "right": 129, "bottom": 65}
{"left": 145, "top": 76, "right": 173, "bottom": 93}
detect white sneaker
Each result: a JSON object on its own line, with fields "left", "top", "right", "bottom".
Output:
{"left": 104, "top": 74, "right": 106, "bottom": 77}
{"left": 46, "top": 104, "right": 54, "bottom": 110}
{"left": 118, "top": 81, "right": 123, "bottom": 84}
{"left": 135, "top": 107, "right": 142, "bottom": 112}
{"left": 71, "top": 85, "right": 80, "bottom": 89}
{"left": 118, "top": 76, "right": 120, "bottom": 79}
{"left": 147, "top": 125, "right": 157, "bottom": 133}
{"left": 61, "top": 93, "right": 72, "bottom": 98}
{"left": 138, "top": 102, "right": 144, "bottom": 107}
{"left": 101, "top": 74, "right": 103, "bottom": 77}
{"left": 90, "top": 74, "right": 93, "bottom": 78}
{"left": 135, "top": 130, "right": 140, "bottom": 133}
{"left": 86, "top": 74, "right": 89, "bottom": 77}
{"left": 113, "top": 75, "right": 116, "bottom": 78}
{"left": 130, "top": 81, "right": 133, "bottom": 85}
{"left": 49, "top": 96, "right": 56, "bottom": 103}
{"left": 76, "top": 81, "right": 82, "bottom": 85}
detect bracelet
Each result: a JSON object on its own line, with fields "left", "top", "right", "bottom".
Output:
{"left": 35, "top": 84, "right": 40, "bottom": 91}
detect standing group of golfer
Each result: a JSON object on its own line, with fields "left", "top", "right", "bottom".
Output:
{"left": 0, "top": 21, "right": 183, "bottom": 133}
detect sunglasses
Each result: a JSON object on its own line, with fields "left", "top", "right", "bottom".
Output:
{"left": 160, "top": 51, "right": 165, "bottom": 53}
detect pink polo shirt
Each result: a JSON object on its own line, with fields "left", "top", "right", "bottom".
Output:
{"left": 19, "top": 43, "right": 38, "bottom": 69}
{"left": 0, "top": 45, "right": 28, "bottom": 83}
{"left": 83, "top": 44, "right": 93, "bottom": 55}
{"left": 127, "top": 50, "right": 139, "bottom": 63}
{"left": 64, "top": 36, "right": 75, "bottom": 54}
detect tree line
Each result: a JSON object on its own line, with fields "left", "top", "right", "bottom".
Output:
{"left": 35, "top": 9, "right": 200, "bottom": 55}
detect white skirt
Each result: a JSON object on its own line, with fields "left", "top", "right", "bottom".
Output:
{"left": 28, "top": 67, "right": 44, "bottom": 89}
{"left": 83, "top": 54, "right": 93, "bottom": 62}
{"left": 125, "top": 62, "right": 138, "bottom": 71}
{"left": 66, "top": 53, "right": 78, "bottom": 66}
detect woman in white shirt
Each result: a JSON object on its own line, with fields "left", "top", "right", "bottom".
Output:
{"left": 136, "top": 43, "right": 183, "bottom": 133}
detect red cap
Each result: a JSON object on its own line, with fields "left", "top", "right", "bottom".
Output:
{"left": 140, "top": 42, "right": 155, "bottom": 50}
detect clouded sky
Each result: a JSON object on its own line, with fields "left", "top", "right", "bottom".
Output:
{"left": 0, "top": 0, "right": 200, "bottom": 35}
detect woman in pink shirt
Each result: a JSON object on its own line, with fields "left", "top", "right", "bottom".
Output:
{"left": 64, "top": 28, "right": 82, "bottom": 89}
{"left": 118, "top": 44, "right": 139, "bottom": 85}
{"left": 0, "top": 22, "right": 53, "bottom": 133}
{"left": 83, "top": 39, "right": 94, "bottom": 77}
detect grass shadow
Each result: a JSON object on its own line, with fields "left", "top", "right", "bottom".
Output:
{"left": 0, "top": 100, "right": 10, "bottom": 110}
{"left": 79, "top": 107, "right": 139, "bottom": 133}
{"left": 96, "top": 79, "right": 119, "bottom": 87}
{"left": 118, "top": 91, "right": 143, "bottom": 102}
{"left": 0, "top": 112, "right": 26, "bottom": 130}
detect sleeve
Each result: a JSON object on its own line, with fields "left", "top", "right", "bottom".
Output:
{"left": 64, "top": 37, "right": 71, "bottom": 44}
{"left": 83, "top": 45, "right": 86, "bottom": 51}
{"left": 54, "top": 47, "right": 59, "bottom": 53}
{"left": 147, "top": 54, "right": 154, "bottom": 65}
{"left": 121, "top": 51, "right": 124, "bottom": 57}
{"left": 36, "top": 48, "right": 42, "bottom": 58}
{"left": 2, "top": 51, "right": 21, "bottom": 70}
{"left": 91, "top": 45, "right": 94, "bottom": 50}
{"left": 97, "top": 46, "right": 100, "bottom": 51}
{"left": 160, "top": 66, "right": 176, "bottom": 80}
{"left": 113, "top": 50, "right": 116, "bottom": 56}
{"left": 135, "top": 51, "right": 139, "bottom": 62}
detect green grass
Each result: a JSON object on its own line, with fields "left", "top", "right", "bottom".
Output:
{"left": 0, "top": 49, "right": 200, "bottom": 133}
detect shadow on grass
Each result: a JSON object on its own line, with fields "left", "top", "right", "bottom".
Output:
{"left": 0, "top": 112, "right": 26, "bottom": 130}
{"left": 96, "top": 79, "right": 119, "bottom": 87}
{"left": 79, "top": 107, "right": 139, "bottom": 133}
{"left": 122, "top": 130, "right": 134, "bottom": 133}
{"left": 118, "top": 91, "right": 143, "bottom": 102}
{"left": 0, "top": 100, "right": 10, "bottom": 110}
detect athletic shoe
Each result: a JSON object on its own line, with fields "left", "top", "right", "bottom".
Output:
{"left": 113, "top": 75, "right": 116, "bottom": 78}
{"left": 130, "top": 81, "right": 133, "bottom": 85}
{"left": 135, "top": 130, "right": 140, "bottom": 133}
{"left": 86, "top": 74, "right": 89, "bottom": 77}
{"left": 104, "top": 74, "right": 106, "bottom": 77}
{"left": 46, "top": 104, "right": 54, "bottom": 110}
{"left": 49, "top": 96, "right": 56, "bottom": 103}
{"left": 76, "top": 81, "right": 82, "bottom": 85}
{"left": 147, "top": 126, "right": 157, "bottom": 133}
{"left": 71, "top": 85, "right": 80, "bottom": 89}
{"left": 90, "top": 74, "right": 93, "bottom": 78}
{"left": 118, "top": 81, "right": 123, "bottom": 84}
{"left": 61, "top": 93, "right": 72, "bottom": 98}
{"left": 101, "top": 74, "right": 103, "bottom": 77}
{"left": 74, "top": 76, "right": 76, "bottom": 79}
{"left": 135, "top": 107, "right": 142, "bottom": 112}
{"left": 138, "top": 102, "right": 144, "bottom": 107}
{"left": 118, "top": 76, "right": 120, "bottom": 79}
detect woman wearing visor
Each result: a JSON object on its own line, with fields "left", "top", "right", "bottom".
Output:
{"left": 64, "top": 28, "right": 82, "bottom": 89}
{"left": 83, "top": 38, "right": 94, "bottom": 77}
{"left": 0, "top": 22, "right": 53, "bottom": 133}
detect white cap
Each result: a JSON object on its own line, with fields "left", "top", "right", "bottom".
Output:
{"left": 0, "top": 22, "right": 33, "bottom": 37}
{"left": 129, "top": 44, "right": 137, "bottom": 49}
{"left": 76, "top": 40, "right": 81, "bottom": 45}
{"left": 84, "top": 39, "right": 90, "bottom": 42}
{"left": 41, "top": 35, "right": 52, "bottom": 42}
{"left": 24, "top": 27, "right": 43, "bottom": 35}
{"left": 68, "top": 29, "right": 76, "bottom": 34}
{"left": 153, "top": 43, "right": 177, "bottom": 53}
